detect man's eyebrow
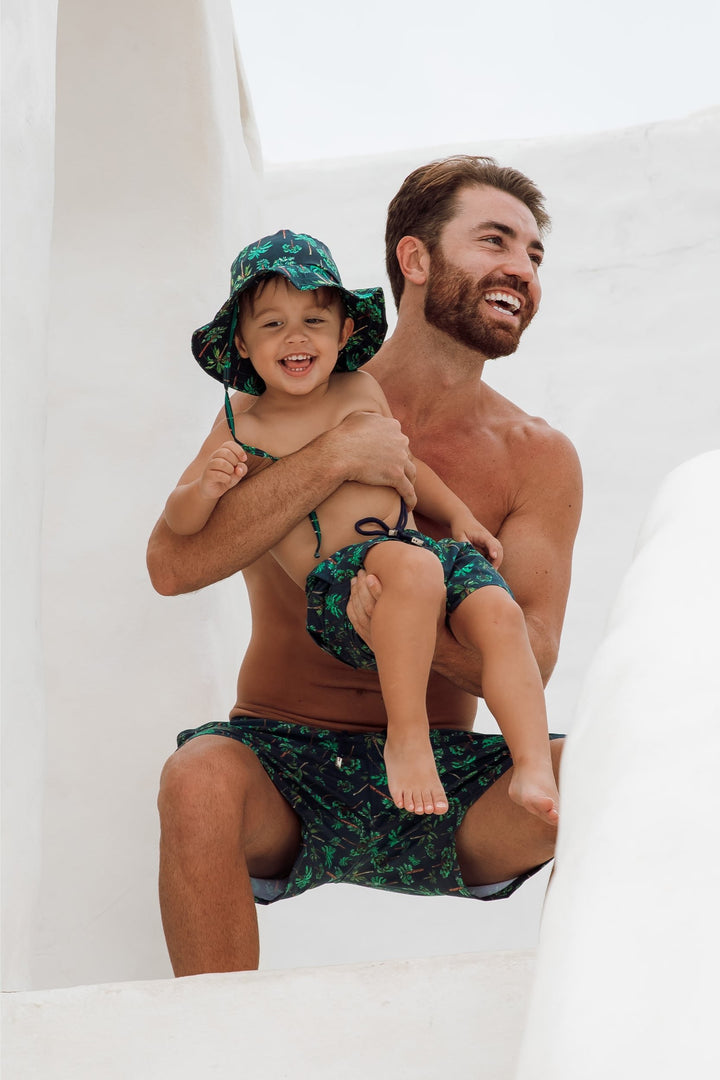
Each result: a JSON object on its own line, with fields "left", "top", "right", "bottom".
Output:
{"left": 473, "top": 220, "right": 545, "bottom": 254}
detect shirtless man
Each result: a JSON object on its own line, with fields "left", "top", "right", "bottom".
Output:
{"left": 147, "top": 156, "right": 582, "bottom": 976}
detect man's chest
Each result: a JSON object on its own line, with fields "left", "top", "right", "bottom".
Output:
{"left": 406, "top": 423, "right": 516, "bottom": 535}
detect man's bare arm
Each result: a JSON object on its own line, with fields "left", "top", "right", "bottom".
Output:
{"left": 147, "top": 411, "right": 417, "bottom": 596}
{"left": 348, "top": 427, "right": 582, "bottom": 695}
{"left": 433, "top": 429, "right": 582, "bottom": 690}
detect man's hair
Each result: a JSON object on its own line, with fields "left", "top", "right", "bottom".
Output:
{"left": 384, "top": 155, "right": 551, "bottom": 307}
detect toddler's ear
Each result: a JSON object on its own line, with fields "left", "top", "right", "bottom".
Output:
{"left": 234, "top": 330, "right": 249, "bottom": 358}
{"left": 339, "top": 317, "right": 354, "bottom": 350}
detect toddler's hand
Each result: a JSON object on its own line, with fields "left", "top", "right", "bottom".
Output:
{"left": 199, "top": 441, "right": 248, "bottom": 499}
{"left": 451, "top": 515, "right": 503, "bottom": 568}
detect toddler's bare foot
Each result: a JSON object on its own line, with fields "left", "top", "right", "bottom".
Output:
{"left": 508, "top": 763, "right": 559, "bottom": 827}
{"left": 384, "top": 733, "right": 448, "bottom": 815}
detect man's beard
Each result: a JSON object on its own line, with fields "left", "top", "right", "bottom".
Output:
{"left": 424, "top": 247, "right": 536, "bottom": 358}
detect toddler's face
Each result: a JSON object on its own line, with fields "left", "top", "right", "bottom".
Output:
{"left": 235, "top": 278, "right": 353, "bottom": 397}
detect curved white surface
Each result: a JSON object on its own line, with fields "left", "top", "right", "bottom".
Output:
{"left": 516, "top": 451, "right": 720, "bottom": 1078}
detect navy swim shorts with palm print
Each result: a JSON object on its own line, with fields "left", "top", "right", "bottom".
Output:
{"left": 176, "top": 717, "right": 560, "bottom": 905}
{"left": 306, "top": 527, "right": 512, "bottom": 671}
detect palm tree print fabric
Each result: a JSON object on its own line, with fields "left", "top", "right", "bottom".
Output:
{"left": 305, "top": 531, "right": 512, "bottom": 670}
{"left": 176, "top": 718, "right": 557, "bottom": 904}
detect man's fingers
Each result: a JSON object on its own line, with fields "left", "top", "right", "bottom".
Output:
{"left": 347, "top": 569, "right": 383, "bottom": 647}
{"left": 364, "top": 572, "right": 383, "bottom": 600}
{"left": 355, "top": 570, "right": 382, "bottom": 613}
{"left": 395, "top": 461, "right": 418, "bottom": 508}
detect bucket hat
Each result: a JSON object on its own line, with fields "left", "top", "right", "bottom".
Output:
{"left": 191, "top": 230, "right": 387, "bottom": 396}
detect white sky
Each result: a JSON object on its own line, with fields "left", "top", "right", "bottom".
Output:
{"left": 232, "top": 0, "right": 719, "bottom": 163}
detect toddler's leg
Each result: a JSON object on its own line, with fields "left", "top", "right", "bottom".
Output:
{"left": 363, "top": 542, "right": 449, "bottom": 815}
{"left": 450, "top": 587, "right": 559, "bottom": 826}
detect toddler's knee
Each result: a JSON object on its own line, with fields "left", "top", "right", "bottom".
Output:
{"left": 399, "top": 544, "right": 445, "bottom": 594}
{"left": 484, "top": 586, "right": 525, "bottom": 630}
{"left": 365, "top": 541, "right": 444, "bottom": 597}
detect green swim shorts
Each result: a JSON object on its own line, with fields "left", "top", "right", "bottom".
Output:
{"left": 305, "top": 529, "right": 512, "bottom": 671}
{"left": 176, "top": 718, "right": 560, "bottom": 905}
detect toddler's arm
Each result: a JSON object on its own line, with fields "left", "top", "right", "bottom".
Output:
{"left": 164, "top": 439, "right": 248, "bottom": 536}
{"left": 413, "top": 459, "right": 503, "bottom": 567}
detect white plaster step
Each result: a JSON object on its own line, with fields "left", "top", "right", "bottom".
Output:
{"left": 3, "top": 949, "right": 534, "bottom": 1080}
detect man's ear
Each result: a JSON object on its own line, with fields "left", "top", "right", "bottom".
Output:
{"left": 338, "top": 316, "right": 354, "bottom": 351}
{"left": 396, "top": 236, "right": 430, "bottom": 286}
{"left": 234, "top": 330, "right": 249, "bottom": 358}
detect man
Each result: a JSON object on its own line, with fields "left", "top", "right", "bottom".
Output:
{"left": 147, "top": 156, "right": 583, "bottom": 976}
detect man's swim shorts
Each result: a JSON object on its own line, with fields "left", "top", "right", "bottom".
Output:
{"left": 305, "top": 529, "right": 512, "bottom": 671}
{"left": 176, "top": 718, "right": 560, "bottom": 905}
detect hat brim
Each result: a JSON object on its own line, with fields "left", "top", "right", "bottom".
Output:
{"left": 192, "top": 269, "right": 387, "bottom": 396}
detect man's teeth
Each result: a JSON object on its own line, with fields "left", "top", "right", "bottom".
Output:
{"left": 485, "top": 291, "right": 521, "bottom": 312}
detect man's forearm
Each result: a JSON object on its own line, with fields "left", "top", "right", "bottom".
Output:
{"left": 524, "top": 613, "right": 559, "bottom": 688}
{"left": 147, "top": 412, "right": 417, "bottom": 596}
{"left": 147, "top": 440, "right": 347, "bottom": 595}
{"left": 431, "top": 614, "right": 558, "bottom": 695}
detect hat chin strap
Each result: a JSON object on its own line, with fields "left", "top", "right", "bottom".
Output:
{"left": 220, "top": 304, "right": 324, "bottom": 561}
{"left": 223, "top": 303, "right": 239, "bottom": 442}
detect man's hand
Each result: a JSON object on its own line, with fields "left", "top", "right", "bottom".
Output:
{"left": 346, "top": 568, "right": 383, "bottom": 649}
{"left": 330, "top": 412, "right": 417, "bottom": 509}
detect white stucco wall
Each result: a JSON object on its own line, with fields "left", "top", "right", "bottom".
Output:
{"left": 1, "top": 0, "right": 58, "bottom": 991}
{"left": 3, "top": 951, "right": 535, "bottom": 1080}
{"left": 2, "top": 0, "right": 262, "bottom": 991}
{"left": 3, "top": 0, "right": 718, "bottom": 996}
{"left": 516, "top": 451, "right": 720, "bottom": 1079}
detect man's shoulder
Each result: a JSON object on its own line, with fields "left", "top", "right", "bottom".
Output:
{"left": 484, "top": 391, "right": 581, "bottom": 507}
{"left": 488, "top": 387, "right": 578, "bottom": 462}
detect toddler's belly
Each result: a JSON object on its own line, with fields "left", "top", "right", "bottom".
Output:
{"left": 273, "top": 482, "right": 405, "bottom": 584}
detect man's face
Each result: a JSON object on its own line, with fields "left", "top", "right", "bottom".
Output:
{"left": 423, "top": 185, "right": 544, "bottom": 357}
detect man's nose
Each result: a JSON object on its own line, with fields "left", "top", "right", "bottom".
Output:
{"left": 500, "top": 245, "right": 535, "bottom": 282}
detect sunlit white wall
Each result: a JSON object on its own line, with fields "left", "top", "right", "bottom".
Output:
{"left": 2, "top": 0, "right": 262, "bottom": 991}
{"left": 1, "top": 0, "right": 57, "bottom": 990}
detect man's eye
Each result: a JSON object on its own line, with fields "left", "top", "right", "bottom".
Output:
{"left": 530, "top": 254, "right": 543, "bottom": 267}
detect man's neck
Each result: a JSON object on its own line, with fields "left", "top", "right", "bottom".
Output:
{"left": 368, "top": 310, "right": 490, "bottom": 417}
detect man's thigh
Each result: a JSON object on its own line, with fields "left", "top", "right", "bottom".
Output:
{"left": 162, "top": 733, "right": 302, "bottom": 880}
{"left": 455, "top": 738, "right": 564, "bottom": 886}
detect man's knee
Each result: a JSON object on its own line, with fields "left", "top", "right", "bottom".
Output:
{"left": 158, "top": 736, "right": 256, "bottom": 836}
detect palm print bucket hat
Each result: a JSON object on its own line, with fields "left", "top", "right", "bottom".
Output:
{"left": 191, "top": 230, "right": 387, "bottom": 397}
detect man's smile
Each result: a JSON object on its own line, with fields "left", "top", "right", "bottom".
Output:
{"left": 484, "top": 289, "right": 522, "bottom": 317}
